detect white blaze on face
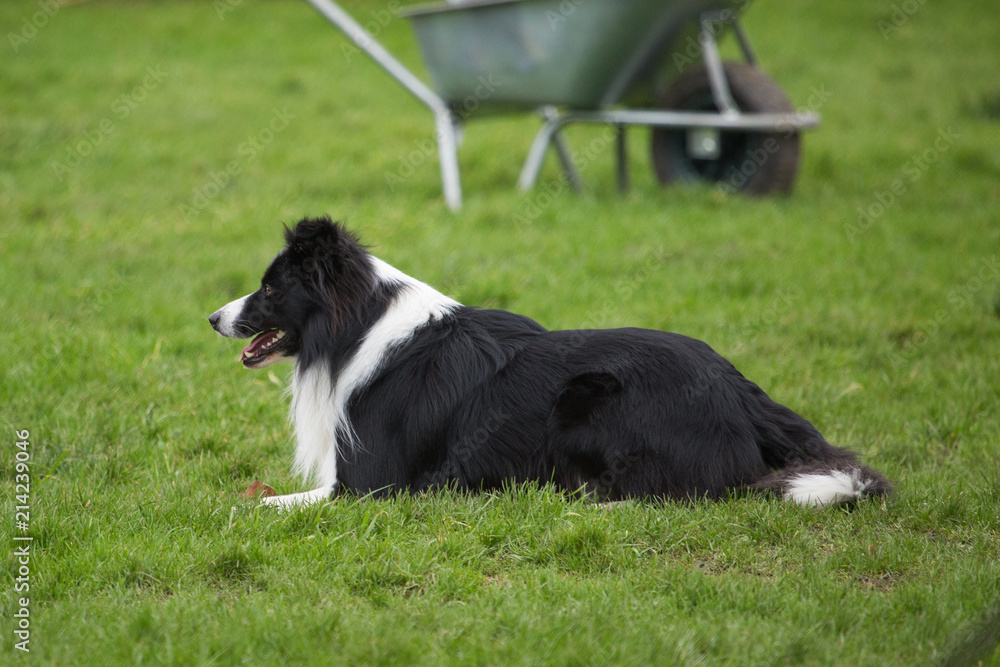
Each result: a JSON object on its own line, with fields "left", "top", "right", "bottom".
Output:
{"left": 212, "top": 293, "right": 252, "bottom": 338}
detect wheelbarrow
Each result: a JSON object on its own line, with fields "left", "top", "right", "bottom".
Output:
{"left": 303, "top": 0, "right": 819, "bottom": 210}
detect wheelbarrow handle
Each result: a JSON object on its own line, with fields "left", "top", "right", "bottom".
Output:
{"left": 303, "top": 0, "right": 445, "bottom": 113}
{"left": 303, "top": 0, "right": 462, "bottom": 210}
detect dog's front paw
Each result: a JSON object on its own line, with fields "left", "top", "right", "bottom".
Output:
{"left": 258, "top": 494, "right": 298, "bottom": 510}
{"left": 255, "top": 485, "right": 337, "bottom": 511}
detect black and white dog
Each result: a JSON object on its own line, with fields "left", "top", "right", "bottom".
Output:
{"left": 209, "top": 217, "right": 891, "bottom": 510}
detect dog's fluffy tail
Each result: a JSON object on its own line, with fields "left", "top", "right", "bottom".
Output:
{"left": 744, "top": 385, "right": 892, "bottom": 507}
{"left": 751, "top": 461, "right": 892, "bottom": 507}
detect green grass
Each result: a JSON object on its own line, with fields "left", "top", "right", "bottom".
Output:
{"left": 2, "top": 0, "right": 1000, "bottom": 663}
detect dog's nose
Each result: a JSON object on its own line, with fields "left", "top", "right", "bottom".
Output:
{"left": 209, "top": 311, "right": 221, "bottom": 329}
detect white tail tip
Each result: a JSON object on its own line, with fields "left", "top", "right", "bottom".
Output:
{"left": 784, "top": 468, "right": 870, "bottom": 507}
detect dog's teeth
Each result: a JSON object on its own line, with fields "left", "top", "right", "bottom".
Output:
{"left": 275, "top": 331, "right": 285, "bottom": 339}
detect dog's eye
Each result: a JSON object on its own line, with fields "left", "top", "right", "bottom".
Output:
{"left": 264, "top": 284, "right": 272, "bottom": 296}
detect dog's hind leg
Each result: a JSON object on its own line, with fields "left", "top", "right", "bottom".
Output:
{"left": 259, "top": 484, "right": 337, "bottom": 510}
{"left": 551, "top": 372, "right": 623, "bottom": 429}
{"left": 548, "top": 371, "right": 631, "bottom": 501}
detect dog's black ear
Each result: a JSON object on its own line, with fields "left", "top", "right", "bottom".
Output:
{"left": 284, "top": 216, "right": 343, "bottom": 261}
{"left": 283, "top": 216, "right": 373, "bottom": 301}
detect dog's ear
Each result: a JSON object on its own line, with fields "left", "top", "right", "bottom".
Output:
{"left": 284, "top": 216, "right": 342, "bottom": 261}
{"left": 284, "top": 216, "right": 371, "bottom": 297}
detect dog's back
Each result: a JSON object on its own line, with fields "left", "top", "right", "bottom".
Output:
{"left": 212, "top": 217, "right": 891, "bottom": 509}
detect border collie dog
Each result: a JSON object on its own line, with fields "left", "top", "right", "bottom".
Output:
{"left": 209, "top": 217, "right": 891, "bottom": 510}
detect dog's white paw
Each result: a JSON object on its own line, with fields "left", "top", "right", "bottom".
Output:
{"left": 256, "top": 485, "right": 336, "bottom": 511}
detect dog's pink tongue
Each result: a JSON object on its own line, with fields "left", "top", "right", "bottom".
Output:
{"left": 239, "top": 331, "right": 272, "bottom": 363}
{"left": 239, "top": 344, "right": 255, "bottom": 363}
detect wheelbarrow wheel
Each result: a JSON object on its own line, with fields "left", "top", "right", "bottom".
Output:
{"left": 650, "top": 62, "right": 800, "bottom": 195}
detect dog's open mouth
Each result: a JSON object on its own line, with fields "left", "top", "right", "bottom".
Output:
{"left": 240, "top": 329, "right": 288, "bottom": 368}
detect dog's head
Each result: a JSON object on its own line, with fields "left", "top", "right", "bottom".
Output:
{"left": 208, "top": 216, "right": 374, "bottom": 368}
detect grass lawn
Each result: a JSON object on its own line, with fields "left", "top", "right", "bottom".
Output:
{"left": 2, "top": 0, "right": 1000, "bottom": 663}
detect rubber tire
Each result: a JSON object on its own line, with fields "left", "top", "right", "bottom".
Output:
{"left": 650, "top": 62, "right": 801, "bottom": 195}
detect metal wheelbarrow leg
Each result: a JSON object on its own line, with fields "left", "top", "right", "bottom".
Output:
{"left": 519, "top": 106, "right": 583, "bottom": 193}
{"left": 517, "top": 10, "right": 809, "bottom": 194}
{"left": 300, "top": 0, "right": 819, "bottom": 205}
{"left": 303, "top": 0, "right": 463, "bottom": 210}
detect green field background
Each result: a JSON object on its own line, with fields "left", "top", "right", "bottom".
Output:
{"left": 2, "top": 0, "right": 999, "bottom": 664}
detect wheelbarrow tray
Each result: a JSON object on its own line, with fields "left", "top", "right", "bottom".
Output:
{"left": 403, "top": 0, "right": 747, "bottom": 110}
{"left": 299, "top": 0, "right": 818, "bottom": 208}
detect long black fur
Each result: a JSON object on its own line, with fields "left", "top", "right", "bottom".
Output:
{"left": 219, "top": 217, "right": 892, "bottom": 505}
